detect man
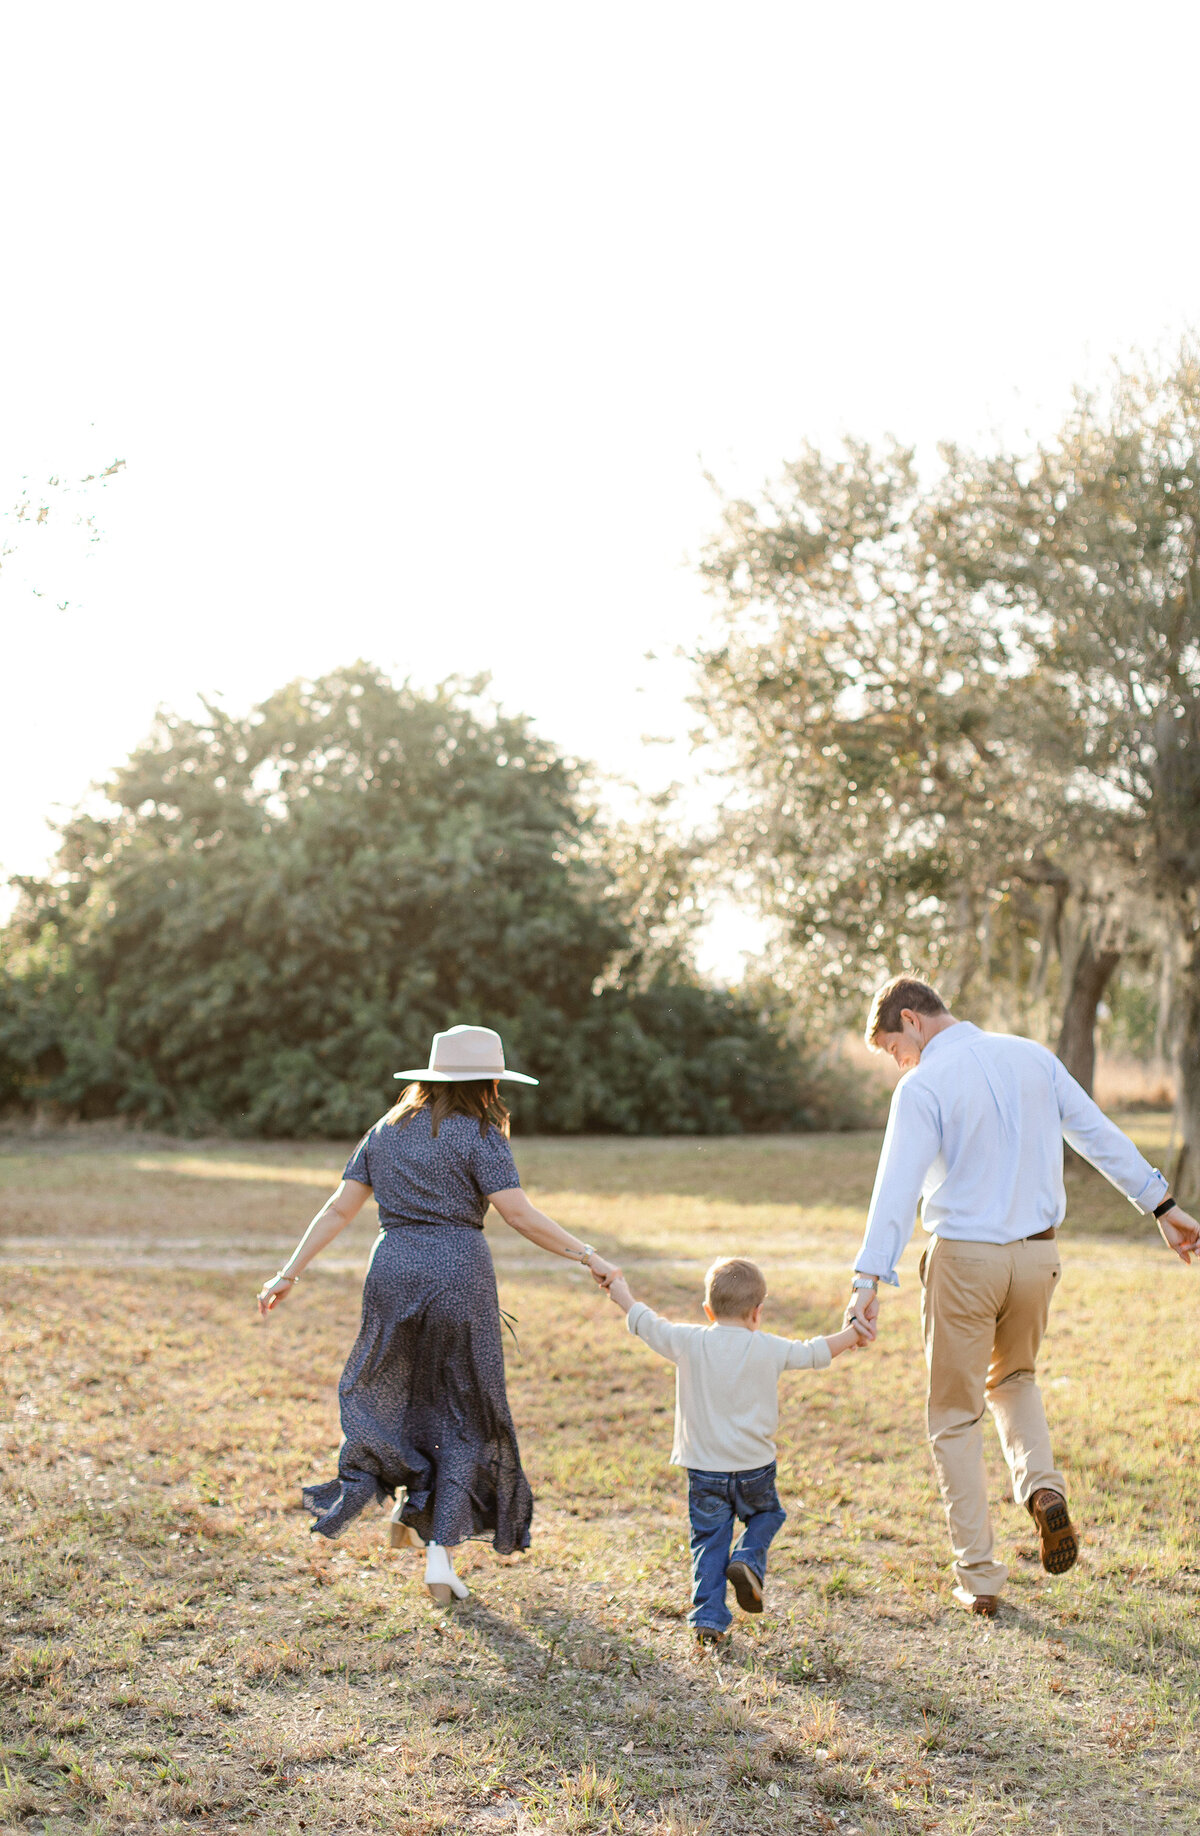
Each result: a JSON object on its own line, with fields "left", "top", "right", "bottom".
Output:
{"left": 847, "top": 975, "right": 1199, "bottom": 1618}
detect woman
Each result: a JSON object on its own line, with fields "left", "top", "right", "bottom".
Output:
{"left": 256, "top": 1025, "right": 618, "bottom": 1605}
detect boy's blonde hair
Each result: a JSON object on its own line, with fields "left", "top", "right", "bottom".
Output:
{"left": 705, "top": 1257, "right": 767, "bottom": 1319}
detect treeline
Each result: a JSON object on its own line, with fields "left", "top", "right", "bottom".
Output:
{"left": 4, "top": 345, "right": 1197, "bottom": 1159}
{"left": 693, "top": 341, "right": 1200, "bottom": 1188}
{"left": 0, "top": 669, "right": 849, "bottom": 1136}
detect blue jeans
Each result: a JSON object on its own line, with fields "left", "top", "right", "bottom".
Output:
{"left": 687, "top": 1462, "right": 787, "bottom": 1632}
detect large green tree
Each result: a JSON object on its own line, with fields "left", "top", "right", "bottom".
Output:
{"left": 693, "top": 440, "right": 1122, "bottom": 1082}
{"left": 0, "top": 665, "right": 830, "bottom": 1136}
{"left": 933, "top": 344, "right": 1200, "bottom": 1182}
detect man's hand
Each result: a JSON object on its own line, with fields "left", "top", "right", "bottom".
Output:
{"left": 1158, "top": 1204, "right": 1200, "bottom": 1265}
{"left": 845, "top": 1282, "right": 880, "bottom": 1341}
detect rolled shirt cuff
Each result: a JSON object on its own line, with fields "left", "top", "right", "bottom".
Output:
{"left": 1129, "top": 1167, "right": 1171, "bottom": 1215}
{"left": 626, "top": 1300, "right": 651, "bottom": 1335}
{"left": 854, "top": 1265, "right": 900, "bottom": 1289}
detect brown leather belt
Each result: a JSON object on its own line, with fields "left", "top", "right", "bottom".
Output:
{"left": 1026, "top": 1226, "right": 1057, "bottom": 1241}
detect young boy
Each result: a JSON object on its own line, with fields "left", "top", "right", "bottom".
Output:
{"left": 605, "top": 1256, "right": 868, "bottom": 1643}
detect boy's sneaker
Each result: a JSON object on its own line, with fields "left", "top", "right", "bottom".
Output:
{"left": 693, "top": 1627, "right": 729, "bottom": 1647}
{"left": 725, "top": 1561, "right": 764, "bottom": 1614}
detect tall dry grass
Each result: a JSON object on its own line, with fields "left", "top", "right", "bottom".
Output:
{"left": 0, "top": 1122, "right": 1197, "bottom": 1832}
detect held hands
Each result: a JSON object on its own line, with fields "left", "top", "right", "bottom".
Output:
{"left": 1158, "top": 1204, "right": 1200, "bottom": 1265}
{"left": 844, "top": 1284, "right": 879, "bottom": 1345}
{"left": 586, "top": 1253, "right": 622, "bottom": 1290}
{"left": 827, "top": 1318, "right": 873, "bottom": 1357}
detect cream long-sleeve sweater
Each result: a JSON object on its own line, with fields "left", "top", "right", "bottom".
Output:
{"left": 626, "top": 1301, "right": 833, "bottom": 1472}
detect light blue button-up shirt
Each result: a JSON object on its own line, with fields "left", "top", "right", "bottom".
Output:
{"left": 853, "top": 1022, "right": 1169, "bottom": 1286}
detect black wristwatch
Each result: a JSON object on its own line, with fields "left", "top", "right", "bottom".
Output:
{"left": 1153, "top": 1195, "right": 1176, "bottom": 1219}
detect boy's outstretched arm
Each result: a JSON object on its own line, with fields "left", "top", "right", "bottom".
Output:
{"left": 826, "top": 1320, "right": 872, "bottom": 1358}
{"left": 781, "top": 1314, "right": 872, "bottom": 1371}
{"left": 607, "top": 1275, "right": 635, "bottom": 1314}
{"left": 608, "top": 1276, "right": 694, "bottom": 1365}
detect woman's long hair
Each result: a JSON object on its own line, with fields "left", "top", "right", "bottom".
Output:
{"left": 385, "top": 1078, "right": 511, "bottom": 1139}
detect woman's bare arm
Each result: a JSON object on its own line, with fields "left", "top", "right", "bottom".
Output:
{"left": 487, "top": 1186, "right": 620, "bottom": 1286}
{"left": 257, "top": 1179, "right": 373, "bottom": 1314}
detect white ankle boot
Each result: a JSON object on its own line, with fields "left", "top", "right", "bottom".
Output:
{"left": 388, "top": 1500, "right": 423, "bottom": 1550}
{"left": 424, "top": 1541, "right": 470, "bottom": 1604}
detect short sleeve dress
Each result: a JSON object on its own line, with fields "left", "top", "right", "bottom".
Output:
{"left": 301, "top": 1108, "right": 534, "bottom": 1551}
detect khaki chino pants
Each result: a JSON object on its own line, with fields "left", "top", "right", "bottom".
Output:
{"left": 919, "top": 1233, "right": 1065, "bottom": 1598}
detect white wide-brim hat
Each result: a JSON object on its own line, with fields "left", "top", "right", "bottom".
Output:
{"left": 393, "top": 1024, "right": 539, "bottom": 1086}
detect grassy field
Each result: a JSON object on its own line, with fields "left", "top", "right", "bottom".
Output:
{"left": 1, "top": 1119, "right": 1198, "bottom": 1835}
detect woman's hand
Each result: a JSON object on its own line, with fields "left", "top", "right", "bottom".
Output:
{"left": 257, "top": 1275, "right": 297, "bottom": 1316}
{"left": 255, "top": 1181, "right": 370, "bottom": 1318}
{"left": 586, "top": 1254, "right": 622, "bottom": 1290}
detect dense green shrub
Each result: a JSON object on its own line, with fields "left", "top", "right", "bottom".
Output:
{"left": 0, "top": 666, "right": 851, "bottom": 1136}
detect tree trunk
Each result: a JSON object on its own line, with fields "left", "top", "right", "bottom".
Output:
{"left": 944, "top": 887, "right": 979, "bottom": 1007}
{"left": 1153, "top": 932, "right": 1176, "bottom": 1067}
{"left": 1176, "top": 926, "right": 1200, "bottom": 1205}
{"left": 1055, "top": 932, "right": 1121, "bottom": 1096}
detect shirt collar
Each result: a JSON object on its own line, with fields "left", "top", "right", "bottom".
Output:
{"left": 920, "top": 1020, "right": 977, "bottom": 1064}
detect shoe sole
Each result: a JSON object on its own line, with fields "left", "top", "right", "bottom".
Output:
{"left": 726, "top": 1562, "right": 764, "bottom": 1614}
{"left": 1032, "top": 1494, "right": 1079, "bottom": 1575}
{"left": 389, "top": 1521, "right": 424, "bottom": 1550}
{"left": 426, "top": 1582, "right": 453, "bottom": 1606}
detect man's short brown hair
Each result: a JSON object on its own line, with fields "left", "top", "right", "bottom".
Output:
{"left": 864, "top": 975, "right": 948, "bottom": 1050}
{"left": 705, "top": 1256, "right": 767, "bottom": 1319}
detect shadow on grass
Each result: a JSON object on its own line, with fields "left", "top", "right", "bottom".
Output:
{"left": 418, "top": 1573, "right": 1189, "bottom": 1832}
{"left": 1017, "top": 1584, "right": 1200, "bottom": 1697}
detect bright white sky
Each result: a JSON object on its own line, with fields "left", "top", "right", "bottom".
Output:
{"left": 2, "top": 2, "right": 1198, "bottom": 975}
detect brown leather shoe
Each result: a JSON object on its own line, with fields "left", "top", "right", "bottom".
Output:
{"left": 1028, "top": 1489, "right": 1078, "bottom": 1574}
{"left": 953, "top": 1585, "right": 999, "bottom": 1616}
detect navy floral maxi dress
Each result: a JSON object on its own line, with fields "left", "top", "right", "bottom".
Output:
{"left": 302, "top": 1109, "right": 534, "bottom": 1552}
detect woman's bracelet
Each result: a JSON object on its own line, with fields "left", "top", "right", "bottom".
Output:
{"left": 272, "top": 1271, "right": 300, "bottom": 1284}
{"left": 572, "top": 1243, "right": 596, "bottom": 1265}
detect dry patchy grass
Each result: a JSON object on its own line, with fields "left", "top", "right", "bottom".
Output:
{"left": 0, "top": 1120, "right": 1197, "bottom": 1833}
